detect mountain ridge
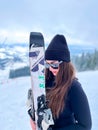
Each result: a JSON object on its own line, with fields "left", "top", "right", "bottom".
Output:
{"left": 0, "top": 43, "right": 96, "bottom": 70}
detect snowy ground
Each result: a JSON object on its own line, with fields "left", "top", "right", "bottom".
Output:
{"left": 0, "top": 77, "right": 31, "bottom": 130}
{"left": 0, "top": 71, "right": 98, "bottom": 130}
{"left": 77, "top": 71, "right": 98, "bottom": 130}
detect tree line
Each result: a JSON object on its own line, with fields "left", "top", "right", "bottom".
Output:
{"left": 72, "top": 49, "right": 98, "bottom": 71}
{"left": 9, "top": 66, "right": 30, "bottom": 78}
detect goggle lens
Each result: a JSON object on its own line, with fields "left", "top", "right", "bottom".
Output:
{"left": 45, "top": 61, "right": 63, "bottom": 69}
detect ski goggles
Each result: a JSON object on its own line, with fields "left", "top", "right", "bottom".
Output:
{"left": 45, "top": 61, "right": 63, "bottom": 69}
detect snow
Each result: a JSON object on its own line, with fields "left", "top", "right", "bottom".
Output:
{"left": 0, "top": 52, "right": 6, "bottom": 59}
{"left": 0, "top": 71, "right": 98, "bottom": 130}
{"left": 14, "top": 46, "right": 28, "bottom": 53}
{"left": 10, "top": 62, "right": 29, "bottom": 70}
{"left": 0, "top": 77, "right": 31, "bottom": 130}
{"left": 77, "top": 71, "right": 98, "bottom": 130}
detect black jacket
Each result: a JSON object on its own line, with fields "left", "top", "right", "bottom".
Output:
{"left": 46, "top": 79, "right": 92, "bottom": 130}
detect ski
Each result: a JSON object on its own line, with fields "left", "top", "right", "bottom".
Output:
{"left": 28, "top": 32, "right": 54, "bottom": 130}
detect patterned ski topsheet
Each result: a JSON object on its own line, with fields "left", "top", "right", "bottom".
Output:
{"left": 29, "top": 32, "right": 45, "bottom": 108}
{"left": 29, "top": 32, "right": 54, "bottom": 130}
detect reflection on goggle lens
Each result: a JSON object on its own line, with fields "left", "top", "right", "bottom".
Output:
{"left": 45, "top": 61, "right": 63, "bottom": 69}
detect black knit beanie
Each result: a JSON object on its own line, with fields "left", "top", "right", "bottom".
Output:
{"left": 45, "top": 34, "right": 70, "bottom": 62}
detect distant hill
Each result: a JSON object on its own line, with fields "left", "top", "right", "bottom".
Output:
{"left": 0, "top": 43, "right": 29, "bottom": 70}
{"left": 69, "top": 44, "right": 95, "bottom": 56}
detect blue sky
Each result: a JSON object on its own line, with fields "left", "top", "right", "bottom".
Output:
{"left": 0, "top": 0, "right": 98, "bottom": 47}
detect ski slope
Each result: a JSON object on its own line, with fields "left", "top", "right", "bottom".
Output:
{"left": 0, "top": 71, "right": 98, "bottom": 130}
{"left": 0, "top": 77, "right": 31, "bottom": 130}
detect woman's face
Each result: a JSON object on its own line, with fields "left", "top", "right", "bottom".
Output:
{"left": 45, "top": 60, "right": 61, "bottom": 76}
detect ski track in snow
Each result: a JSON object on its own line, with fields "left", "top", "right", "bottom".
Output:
{"left": 0, "top": 71, "right": 98, "bottom": 130}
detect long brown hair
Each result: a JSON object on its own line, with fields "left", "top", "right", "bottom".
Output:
{"left": 45, "top": 62, "right": 76, "bottom": 119}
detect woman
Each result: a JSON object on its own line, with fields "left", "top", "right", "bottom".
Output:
{"left": 30, "top": 34, "right": 92, "bottom": 130}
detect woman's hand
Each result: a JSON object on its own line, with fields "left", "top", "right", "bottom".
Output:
{"left": 30, "top": 119, "right": 36, "bottom": 130}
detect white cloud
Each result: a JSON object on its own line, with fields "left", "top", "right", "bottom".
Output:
{"left": 0, "top": 0, "right": 98, "bottom": 48}
{"left": 0, "top": 27, "right": 98, "bottom": 49}
{"left": 0, "top": 29, "right": 29, "bottom": 43}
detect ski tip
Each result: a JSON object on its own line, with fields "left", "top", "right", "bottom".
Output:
{"left": 30, "top": 32, "right": 43, "bottom": 37}
{"left": 29, "top": 32, "right": 44, "bottom": 48}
